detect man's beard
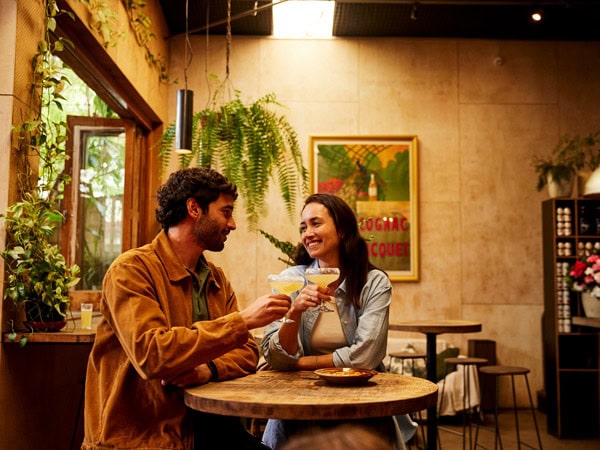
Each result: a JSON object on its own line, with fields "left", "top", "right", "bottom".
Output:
{"left": 193, "top": 214, "right": 225, "bottom": 252}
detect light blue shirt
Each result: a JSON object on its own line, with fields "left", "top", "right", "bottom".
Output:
{"left": 261, "top": 264, "right": 417, "bottom": 449}
{"left": 262, "top": 262, "right": 392, "bottom": 370}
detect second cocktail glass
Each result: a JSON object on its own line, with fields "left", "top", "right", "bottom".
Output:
{"left": 267, "top": 274, "right": 305, "bottom": 323}
{"left": 304, "top": 267, "right": 340, "bottom": 313}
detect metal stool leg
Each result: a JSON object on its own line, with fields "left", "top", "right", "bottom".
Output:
{"left": 523, "top": 374, "right": 543, "bottom": 450}
{"left": 474, "top": 366, "right": 541, "bottom": 450}
{"left": 510, "top": 375, "right": 521, "bottom": 450}
{"left": 492, "top": 375, "right": 504, "bottom": 450}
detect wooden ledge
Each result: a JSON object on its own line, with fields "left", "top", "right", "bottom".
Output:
{"left": 2, "top": 328, "right": 95, "bottom": 344}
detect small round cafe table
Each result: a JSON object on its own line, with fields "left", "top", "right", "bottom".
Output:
{"left": 184, "top": 369, "right": 438, "bottom": 420}
{"left": 389, "top": 320, "right": 482, "bottom": 450}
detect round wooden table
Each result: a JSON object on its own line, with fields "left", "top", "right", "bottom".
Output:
{"left": 389, "top": 320, "right": 482, "bottom": 450}
{"left": 184, "top": 370, "right": 438, "bottom": 420}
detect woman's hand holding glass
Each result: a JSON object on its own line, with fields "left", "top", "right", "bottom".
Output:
{"left": 286, "top": 284, "right": 328, "bottom": 320}
{"left": 304, "top": 267, "right": 340, "bottom": 312}
{"left": 267, "top": 274, "right": 305, "bottom": 323}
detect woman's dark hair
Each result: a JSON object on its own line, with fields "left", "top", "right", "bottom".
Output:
{"left": 155, "top": 167, "right": 237, "bottom": 230}
{"left": 294, "top": 193, "right": 382, "bottom": 308}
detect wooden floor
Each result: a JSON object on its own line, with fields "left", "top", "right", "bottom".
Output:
{"left": 413, "top": 410, "right": 600, "bottom": 450}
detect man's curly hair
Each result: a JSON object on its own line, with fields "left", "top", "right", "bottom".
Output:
{"left": 155, "top": 168, "right": 238, "bottom": 230}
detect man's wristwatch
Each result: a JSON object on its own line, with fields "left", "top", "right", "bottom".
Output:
{"left": 207, "top": 361, "right": 218, "bottom": 381}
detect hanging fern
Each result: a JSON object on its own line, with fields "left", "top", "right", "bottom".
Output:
{"left": 158, "top": 90, "right": 308, "bottom": 229}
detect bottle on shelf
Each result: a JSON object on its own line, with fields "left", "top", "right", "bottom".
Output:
{"left": 368, "top": 173, "right": 377, "bottom": 201}
{"left": 579, "top": 205, "right": 591, "bottom": 235}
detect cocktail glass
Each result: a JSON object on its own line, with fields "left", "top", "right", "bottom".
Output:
{"left": 304, "top": 267, "right": 340, "bottom": 313}
{"left": 267, "top": 274, "right": 305, "bottom": 323}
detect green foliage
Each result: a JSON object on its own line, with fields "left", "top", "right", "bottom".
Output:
{"left": 258, "top": 230, "right": 297, "bottom": 266}
{"left": 12, "top": 0, "right": 74, "bottom": 199}
{"left": 80, "top": 0, "right": 122, "bottom": 46}
{"left": 1, "top": 194, "right": 80, "bottom": 318}
{"left": 531, "top": 132, "right": 600, "bottom": 191}
{"left": 3, "top": 1, "right": 80, "bottom": 332}
{"left": 158, "top": 89, "right": 309, "bottom": 229}
{"left": 122, "top": 0, "right": 170, "bottom": 82}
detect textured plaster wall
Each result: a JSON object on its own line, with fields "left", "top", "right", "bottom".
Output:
{"left": 169, "top": 35, "right": 600, "bottom": 407}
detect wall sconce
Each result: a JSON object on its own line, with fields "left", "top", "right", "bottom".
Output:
{"left": 175, "top": 0, "right": 193, "bottom": 155}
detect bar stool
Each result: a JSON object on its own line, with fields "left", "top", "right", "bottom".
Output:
{"left": 389, "top": 351, "right": 428, "bottom": 449}
{"left": 473, "top": 366, "right": 543, "bottom": 450}
{"left": 437, "top": 357, "right": 488, "bottom": 450}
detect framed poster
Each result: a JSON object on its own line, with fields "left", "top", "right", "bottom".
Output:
{"left": 309, "top": 135, "right": 419, "bottom": 281}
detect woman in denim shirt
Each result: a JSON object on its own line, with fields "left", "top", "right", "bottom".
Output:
{"left": 261, "top": 193, "right": 415, "bottom": 449}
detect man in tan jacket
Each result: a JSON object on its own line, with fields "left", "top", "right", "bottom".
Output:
{"left": 82, "top": 168, "right": 290, "bottom": 449}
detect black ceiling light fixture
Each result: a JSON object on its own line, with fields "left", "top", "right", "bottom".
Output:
{"left": 174, "top": 0, "right": 193, "bottom": 155}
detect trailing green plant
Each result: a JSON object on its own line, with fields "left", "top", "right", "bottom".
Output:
{"left": 532, "top": 131, "right": 600, "bottom": 191}
{"left": 158, "top": 87, "right": 309, "bottom": 229}
{"left": 12, "top": 0, "right": 74, "bottom": 199}
{"left": 554, "top": 132, "right": 600, "bottom": 172}
{"left": 79, "top": 0, "right": 122, "bottom": 46}
{"left": 1, "top": 194, "right": 80, "bottom": 323}
{"left": 122, "top": 0, "right": 170, "bottom": 82}
{"left": 2, "top": 0, "right": 80, "bottom": 340}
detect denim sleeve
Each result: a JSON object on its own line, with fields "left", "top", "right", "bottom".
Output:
{"left": 260, "top": 266, "right": 308, "bottom": 370}
{"left": 332, "top": 270, "right": 391, "bottom": 369}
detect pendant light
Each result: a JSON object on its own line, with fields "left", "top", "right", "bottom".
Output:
{"left": 175, "top": 0, "right": 193, "bottom": 154}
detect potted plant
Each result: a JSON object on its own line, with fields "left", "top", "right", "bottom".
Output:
{"left": 1, "top": 0, "right": 80, "bottom": 339}
{"left": 531, "top": 155, "right": 576, "bottom": 197}
{"left": 158, "top": 85, "right": 308, "bottom": 229}
{"left": 532, "top": 132, "right": 600, "bottom": 197}
{"left": 1, "top": 193, "right": 80, "bottom": 332}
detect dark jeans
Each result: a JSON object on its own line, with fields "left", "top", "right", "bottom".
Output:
{"left": 191, "top": 411, "right": 270, "bottom": 450}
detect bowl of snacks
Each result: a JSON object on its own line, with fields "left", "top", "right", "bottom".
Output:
{"left": 314, "top": 368, "right": 378, "bottom": 385}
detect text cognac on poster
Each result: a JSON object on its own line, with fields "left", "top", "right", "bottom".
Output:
{"left": 359, "top": 215, "right": 410, "bottom": 257}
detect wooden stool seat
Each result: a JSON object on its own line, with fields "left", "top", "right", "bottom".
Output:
{"left": 479, "top": 365, "right": 530, "bottom": 376}
{"left": 444, "top": 356, "right": 488, "bottom": 366}
{"left": 474, "top": 365, "right": 543, "bottom": 450}
{"left": 389, "top": 351, "right": 427, "bottom": 360}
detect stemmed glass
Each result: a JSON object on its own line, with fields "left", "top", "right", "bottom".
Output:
{"left": 267, "top": 274, "right": 305, "bottom": 323}
{"left": 304, "top": 267, "right": 340, "bottom": 313}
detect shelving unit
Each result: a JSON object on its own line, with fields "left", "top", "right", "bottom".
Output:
{"left": 541, "top": 199, "right": 600, "bottom": 439}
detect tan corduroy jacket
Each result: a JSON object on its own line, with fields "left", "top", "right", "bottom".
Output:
{"left": 82, "top": 230, "right": 259, "bottom": 450}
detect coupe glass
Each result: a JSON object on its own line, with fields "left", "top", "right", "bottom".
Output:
{"left": 304, "top": 267, "right": 340, "bottom": 313}
{"left": 267, "top": 274, "right": 305, "bottom": 323}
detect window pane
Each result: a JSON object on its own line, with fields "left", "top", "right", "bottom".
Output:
{"left": 78, "top": 131, "right": 125, "bottom": 290}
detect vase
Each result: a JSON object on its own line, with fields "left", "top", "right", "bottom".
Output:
{"left": 547, "top": 174, "right": 574, "bottom": 198}
{"left": 581, "top": 292, "right": 600, "bottom": 318}
{"left": 24, "top": 302, "right": 67, "bottom": 331}
{"left": 25, "top": 321, "right": 67, "bottom": 332}
{"left": 584, "top": 166, "right": 600, "bottom": 198}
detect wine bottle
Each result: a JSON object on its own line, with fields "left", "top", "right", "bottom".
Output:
{"left": 368, "top": 173, "right": 377, "bottom": 201}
